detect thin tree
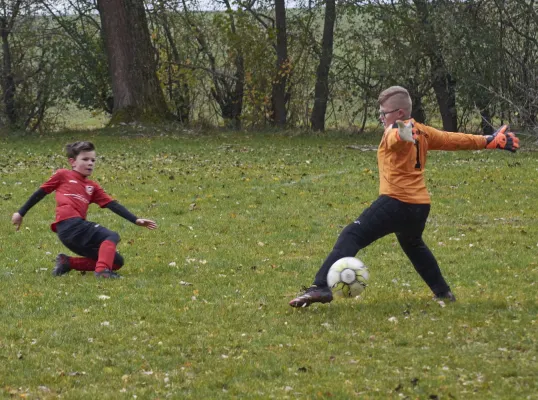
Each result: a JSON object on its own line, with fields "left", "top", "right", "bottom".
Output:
{"left": 181, "top": 0, "right": 244, "bottom": 129}
{"left": 310, "top": 0, "right": 336, "bottom": 131}
{"left": 413, "top": 0, "right": 457, "bottom": 131}
{"left": 271, "top": 0, "right": 288, "bottom": 126}
{"left": 0, "top": 0, "right": 22, "bottom": 126}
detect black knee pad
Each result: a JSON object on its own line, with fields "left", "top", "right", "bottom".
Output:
{"left": 106, "top": 232, "right": 121, "bottom": 244}
{"left": 114, "top": 253, "right": 125, "bottom": 267}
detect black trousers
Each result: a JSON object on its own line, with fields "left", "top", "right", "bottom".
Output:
{"left": 313, "top": 195, "right": 450, "bottom": 295}
{"left": 56, "top": 218, "right": 124, "bottom": 267}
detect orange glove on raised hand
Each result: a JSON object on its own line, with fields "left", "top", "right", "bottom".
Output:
{"left": 485, "top": 125, "right": 519, "bottom": 152}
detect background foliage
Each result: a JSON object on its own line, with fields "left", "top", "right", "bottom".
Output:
{"left": 0, "top": 1, "right": 537, "bottom": 132}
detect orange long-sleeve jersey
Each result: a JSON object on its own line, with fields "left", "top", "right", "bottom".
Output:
{"left": 377, "top": 119, "right": 487, "bottom": 204}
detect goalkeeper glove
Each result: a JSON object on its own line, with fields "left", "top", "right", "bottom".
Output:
{"left": 485, "top": 125, "right": 519, "bottom": 152}
{"left": 396, "top": 120, "right": 416, "bottom": 143}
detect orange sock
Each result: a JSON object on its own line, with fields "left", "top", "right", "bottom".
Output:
{"left": 95, "top": 240, "right": 117, "bottom": 273}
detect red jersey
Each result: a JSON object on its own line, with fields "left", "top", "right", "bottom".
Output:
{"left": 40, "top": 169, "right": 113, "bottom": 231}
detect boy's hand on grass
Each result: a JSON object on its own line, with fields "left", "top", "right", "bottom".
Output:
{"left": 396, "top": 120, "right": 416, "bottom": 143}
{"left": 136, "top": 218, "right": 158, "bottom": 230}
{"left": 485, "top": 125, "right": 519, "bottom": 152}
{"left": 12, "top": 212, "right": 23, "bottom": 231}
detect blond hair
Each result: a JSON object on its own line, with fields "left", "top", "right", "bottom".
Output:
{"left": 378, "top": 86, "right": 412, "bottom": 117}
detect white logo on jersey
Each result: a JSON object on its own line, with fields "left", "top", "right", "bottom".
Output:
{"left": 86, "top": 186, "right": 94, "bottom": 195}
{"left": 64, "top": 193, "right": 90, "bottom": 204}
{"left": 69, "top": 180, "right": 78, "bottom": 183}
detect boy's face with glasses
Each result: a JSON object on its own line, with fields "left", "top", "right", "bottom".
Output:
{"left": 378, "top": 106, "right": 404, "bottom": 129}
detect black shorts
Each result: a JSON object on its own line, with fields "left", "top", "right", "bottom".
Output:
{"left": 56, "top": 218, "right": 123, "bottom": 265}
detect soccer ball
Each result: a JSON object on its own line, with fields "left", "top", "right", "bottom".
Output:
{"left": 327, "top": 257, "right": 369, "bottom": 298}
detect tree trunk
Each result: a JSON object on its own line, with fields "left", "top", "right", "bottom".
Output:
{"left": 407, "top": 78, "right": 426, "bottom": 123}
{"left": 96, "top": 0, "right": 169, "bottom": 124}
{"left": 310, "top": 0, "right": 336, "bottom": 131}
{"left": 414, "top": 0, "right": 457, "bottom": 131}
{"left": 222, "top": 0, "right": 244, "bottom": 129}
{"left": 1, "top": 21, "right": 16, "bottom": 126}
{"left": 479, "top": 108, "right": 494, "bottom": 135}
{"left": 230, "top": 55, "right": 245, "bottom": 129}
{"left": 430, "top": 55, "right": 458, "bottom": 131}
{"left": 0, "top": 2, "right": 21, "bottom": 127}
{"left": 271, "top": 0, "right": 288, "bottom": 127}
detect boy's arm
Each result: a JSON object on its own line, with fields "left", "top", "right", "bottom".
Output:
{"left": 105, "top": 201, "right": 158, "bottom": 230}
{"left": 12, "top": 188, "right": 48, "bottom": 230}
{"left": 424, "top": 123, "right": 519, "bottom": 152}
{"left": 105, "top": 201, "right": 138, "bottom": 224}
{"left": 18, "top": 188, "right": 48, "bottom": 216}
{"left": 423, "top": 124, "right": 487, "bottom": 151}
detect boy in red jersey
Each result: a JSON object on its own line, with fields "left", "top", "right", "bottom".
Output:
{"left": 11, "top": 141, "right": 157, "bottom": 279}
{"left": 289, "top": 86, "right": 519, "bottom": 307}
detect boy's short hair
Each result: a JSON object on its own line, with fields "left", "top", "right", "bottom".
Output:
{"left": 66, "top": 141, "right": 95, "bottom": 159}
{"left": 378, "top": 86, "right": 412, "bottom": 116}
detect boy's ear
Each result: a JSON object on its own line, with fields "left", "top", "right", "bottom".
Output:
{"left": 68, "top": 158, "right": 76, "bottom": 167}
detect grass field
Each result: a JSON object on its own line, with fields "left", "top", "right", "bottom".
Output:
{"left": 1, "top": 127, "right": 537, "bottom": 399}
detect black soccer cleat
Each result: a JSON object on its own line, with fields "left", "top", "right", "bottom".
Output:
{"left": 52, "top": 254, "right": 71, "bottom": 276}
{"left": 289, "top": 285, "right": 333, "bottom": 308}
{"left": 94, "top": 269, "right": 122, "bottom": 279}
{"left": 434, "top": 291, "right": 456, "bottom": 302}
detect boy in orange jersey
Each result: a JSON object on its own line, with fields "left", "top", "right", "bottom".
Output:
{"left": 290, "top": 86, "right": 519, "bottom": 307}
{"left": 11, "top": 141, "right": 158, "bottom": 279}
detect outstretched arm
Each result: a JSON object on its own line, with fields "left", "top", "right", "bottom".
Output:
{"left": 12, "top": 188, "right": 48, "bottom": 230}
{"left": 105, "top": 201, "right": 158, "bottom": 230}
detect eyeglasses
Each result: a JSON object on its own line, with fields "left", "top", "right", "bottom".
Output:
{"left": 379, "top": 108, "right": 400, "bottom": 118}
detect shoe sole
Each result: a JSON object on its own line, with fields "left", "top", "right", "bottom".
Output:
{"left": 289, "top": 297, "right": 332, "bottom": 308}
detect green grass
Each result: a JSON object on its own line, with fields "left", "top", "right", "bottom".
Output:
{"left": 1, "top": 128, "right": 537, "bottom": 399}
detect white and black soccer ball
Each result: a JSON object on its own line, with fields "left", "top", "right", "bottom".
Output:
{"left": 327, "top": 257, "right": 369, "bottom": 298}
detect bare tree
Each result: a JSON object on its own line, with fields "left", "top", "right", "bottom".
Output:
{"left": 495, "top": 0, "right": 538, "bottom": 129}
{"left": 0, "top": 0, "right": 22, "bottom": 126}
{"left": 181, "top": 0, "right": 244, "bottom": 128}
{"left": 310, "top": 0, "right": 336, "bottom": 131}
{"left": 145, "top": 0, "right": 191, "bottom": 123}
{"left": 271, "top": 0, "right": 288, "bottom": 126}
{"left": 413, "top": 0, "right": 457, "bottom": 132}
{"left": 40, "top": 0, "right": 113, "bottom": 114}
{"left": 239, "top": 0, "right": 294, "bottom": 126}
